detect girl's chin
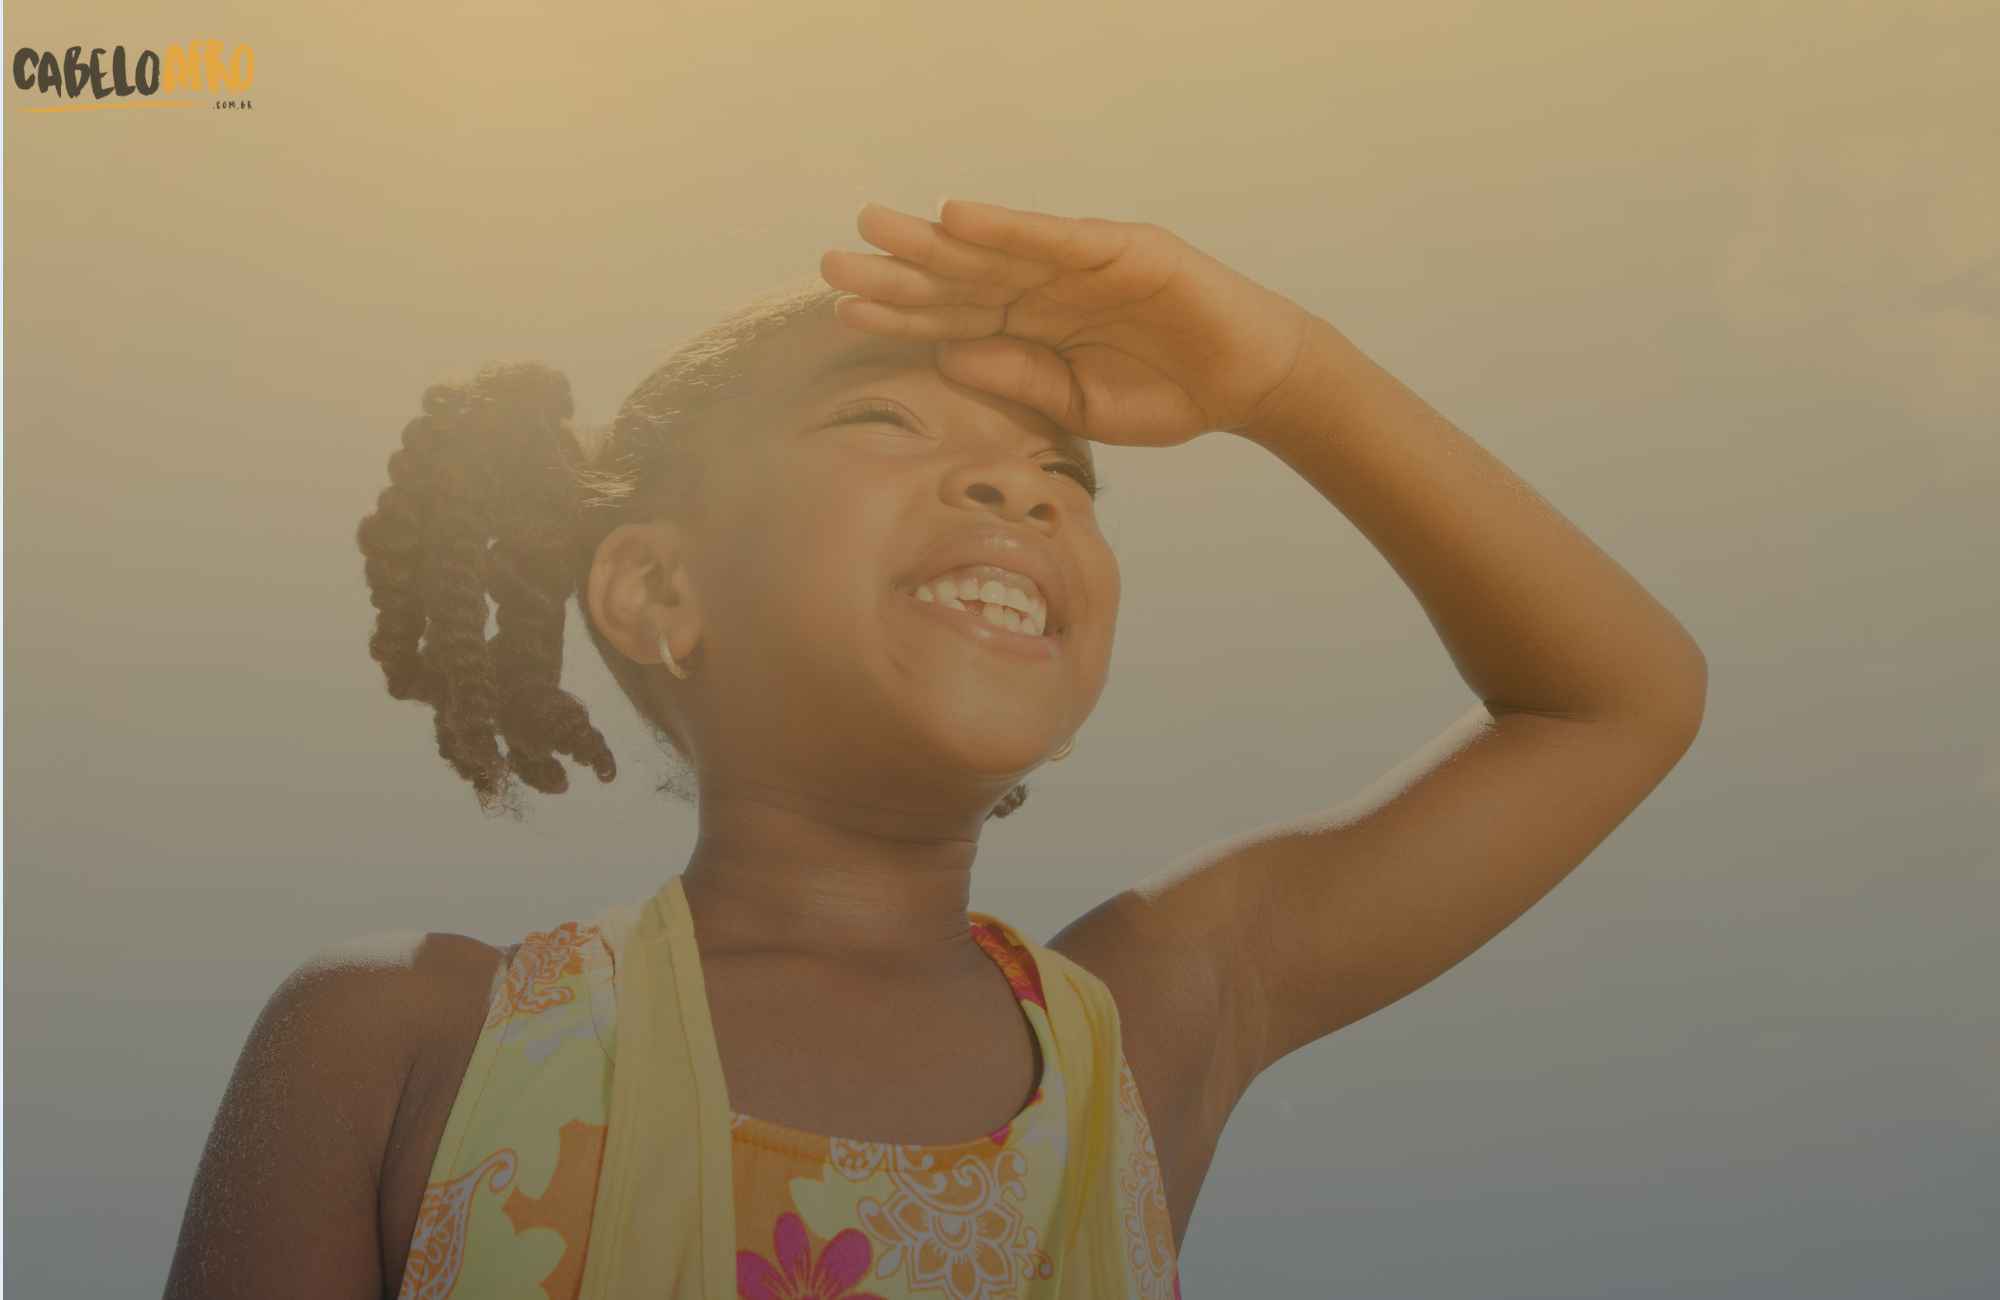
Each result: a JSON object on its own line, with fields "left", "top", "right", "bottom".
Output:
{"left": 887, "top": 724, "right": 1065, "bottom": 780}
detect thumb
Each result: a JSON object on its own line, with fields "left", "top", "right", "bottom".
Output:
{"left": 935, "top": 335, "right": 1083, "bottom": 431}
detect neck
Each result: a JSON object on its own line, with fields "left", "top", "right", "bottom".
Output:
{"left": 677, "top": 778, "right": 991, "bottom": 974}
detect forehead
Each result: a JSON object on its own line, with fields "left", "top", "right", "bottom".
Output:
{"left": 756, "top": 319, "right": 1094, "bottom": 464}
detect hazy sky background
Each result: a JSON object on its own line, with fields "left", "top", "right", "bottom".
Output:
{"left": 6, "top": 0, "right": 1995, "bottom": 1295}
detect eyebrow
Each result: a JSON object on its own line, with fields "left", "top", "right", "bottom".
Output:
{"left": 799, "top": 340, "right": 1095, "bottom": 464}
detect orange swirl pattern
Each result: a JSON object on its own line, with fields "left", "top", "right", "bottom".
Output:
{"left": 485, "top": 921, "right": 601, "bottom": 1028}
{"left": 397, "top": 1149, "right": 516, "bottom": 1300}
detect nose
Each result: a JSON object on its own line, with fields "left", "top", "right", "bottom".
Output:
{"left": 944, "top": 457, "right": 1065, "bottom": 527}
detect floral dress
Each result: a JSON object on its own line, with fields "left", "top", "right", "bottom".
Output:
{"left": 397, "top": 907, "right": 1184, "bottom": 1300}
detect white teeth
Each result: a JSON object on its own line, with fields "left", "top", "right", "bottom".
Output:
{"left": 908, "top": 583, "right": 1049, "bottom": 636}
{"left": 917, "top": 568, "right": 1044, "bottom": 610}
{"left": 908, "top": 565, "right": 1056, "bottom": 636}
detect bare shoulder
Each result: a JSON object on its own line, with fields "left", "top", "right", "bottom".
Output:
{"left": 275, "top": 928, "right": 514, "bottom": 1153}
{"left": 163, "top": 928, "right": 514, "bottom": 1299}
{"left": 1047, "top": 885, "right": 1258, "bottom": 1255}
{"left": 354, "top": 931, "right": 521, "bottom": 1288}
{"left": 305, "top": 928, "right": 514, "bottom": 1022}
{"left": 253, "top": 929, "right": 518, "bottom": 1291}
{"left": 293, "top": 928, "right": 514, "bottom": 1092}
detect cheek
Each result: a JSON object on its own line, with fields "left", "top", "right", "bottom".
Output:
{"left": 741, "top": 486, "right": 893, "bottom": 632}
{"left": 697, "top": 492, "right": 816, "bottom": 635}
{"left": 1074, "top": 548, "right": 1122, "bottom": 677}
{"left": 1084, "top": 538, "right": 1122, "bottom": 617}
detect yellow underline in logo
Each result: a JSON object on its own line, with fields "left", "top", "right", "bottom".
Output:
{"left": 18, "top": 99, "right": 208, "bottom": 113}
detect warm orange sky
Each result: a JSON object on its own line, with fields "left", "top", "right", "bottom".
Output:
{"left": 7, "top": 2, "right": 1995, "bottom": 1294}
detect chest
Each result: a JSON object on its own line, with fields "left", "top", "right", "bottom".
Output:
{"left": 700, "top": 952, "right": 1044, "bottom": 1146}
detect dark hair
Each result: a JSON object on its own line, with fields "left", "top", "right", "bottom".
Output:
{"left": 355, "top": 274, "right": 1034, "bottom": 822}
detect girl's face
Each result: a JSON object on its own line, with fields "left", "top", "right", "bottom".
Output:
{"left": 685, "top": 316, "right": 1119, "bottom": 801}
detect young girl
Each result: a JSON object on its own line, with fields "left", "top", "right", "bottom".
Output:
{"left": 166, "top": 199, "right": 1706, "bottom": 1299}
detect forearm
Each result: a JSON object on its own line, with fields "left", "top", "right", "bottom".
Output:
{"left": 1241, "top": 312, "right": 1706, "bottom": 730}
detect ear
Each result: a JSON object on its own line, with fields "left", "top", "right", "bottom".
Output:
{"left": 585, "top": 521, "right": 701, "bottom": 671}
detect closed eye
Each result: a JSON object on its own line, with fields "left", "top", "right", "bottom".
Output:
{"left": 829, "top": 402, "right": 1103, "bottom": 499}
{"left": 828, "top": 402, "right": 922, "bottom": 432}
{"left": 1046, "top": 460, "right": 1102, "bottom": 496}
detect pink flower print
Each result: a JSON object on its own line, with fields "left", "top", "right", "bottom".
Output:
{"left": 738, "top": 1211, "right": 886, "bottom": 1300}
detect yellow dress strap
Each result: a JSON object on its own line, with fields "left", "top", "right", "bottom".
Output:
{"left": 576, "top": 876, "right": 736, "bottom": 1299}
{"left": 1029, "top": 932, "right": 1129, "bottom": 1298}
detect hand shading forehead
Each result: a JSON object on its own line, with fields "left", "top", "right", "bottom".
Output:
{"left": 776, "top": 330, "right": 1095, "bottom": 467}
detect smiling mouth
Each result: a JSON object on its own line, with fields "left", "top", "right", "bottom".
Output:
{"left": 898, "top": 586, "right": 1066, "bottom": 641}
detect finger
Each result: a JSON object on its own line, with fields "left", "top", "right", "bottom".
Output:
{"left": 933, "top": 335, "right": 1085, "bottom": 433}
{"left": 832, "top": 295, "right": 1006, "bottom": 341}
{"left": 855, "top": 202, "right": 1050, "bottom": 293}
{"left": 819, "top": 248, "right": 1017, "bottom": 310}
{"left": 934, "top": 199, "right": 1131, "bottom": 272}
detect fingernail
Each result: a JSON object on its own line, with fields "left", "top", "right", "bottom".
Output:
{"left": 934, "top": 195, "right": 951, "bottom": 219}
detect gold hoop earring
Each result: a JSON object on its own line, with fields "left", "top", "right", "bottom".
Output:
{"left": 1049, "top": 736, "right": 1074, "bottom": 762}
{"left": 657, "top": 632, "right": 691, "bottom": 681}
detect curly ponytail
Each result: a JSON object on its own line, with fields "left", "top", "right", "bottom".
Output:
{"left": 356, "top": 275, "right": 1036, "bottom": 821}
{"left": 356, "top": 361, "right": 615, "bottom": 817}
